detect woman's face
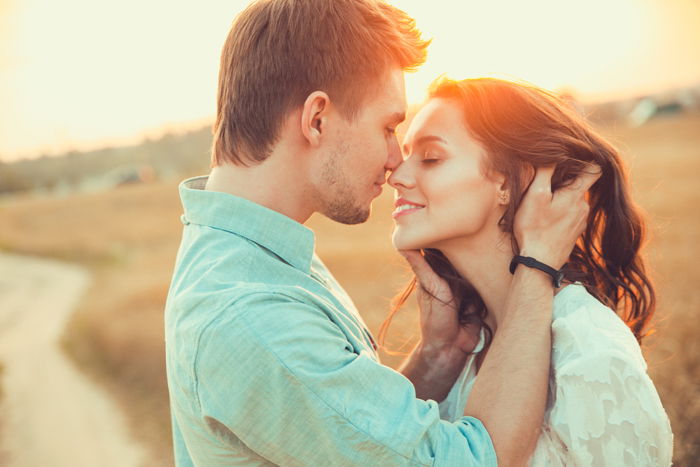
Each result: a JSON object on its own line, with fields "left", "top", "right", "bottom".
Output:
{"left": 389, "top": 97, "right": 505, "bottom": 251}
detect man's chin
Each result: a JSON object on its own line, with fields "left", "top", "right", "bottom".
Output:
{"left": 331, "top": 209, "right": 370, "bottom": 225}
{"left": 324, "top": 202, "right": 371, "bottom": 225}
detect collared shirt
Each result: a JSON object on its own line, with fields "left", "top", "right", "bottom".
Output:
{"left": 165, "top": 176, "right": 497, "bottom": 466}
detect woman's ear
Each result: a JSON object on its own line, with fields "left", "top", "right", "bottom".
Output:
{"left": 493, "top": 172, "right": 510, "bottom": 205}
{"left": 497, "top": 187, "right": 510, "bottom": 205}
{"left": 300, "top": 91, "right": 330, "bottom": 147}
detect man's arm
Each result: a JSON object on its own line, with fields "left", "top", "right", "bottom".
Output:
{"left": 398, "top": 338, "right": 471, "bottom": 402}
{"left": 396, "top": 266, "right": 475, "bottom": 402}
{"left": 464, "top": 268, "right": 552, "bottom": 466}
{"left": 191, "top": 291, "right": 497, "bottom": 466}
{"left": 466, "top": 166, "right": 600, "bottom": 465}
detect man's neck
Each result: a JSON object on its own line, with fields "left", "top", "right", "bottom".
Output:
{"left": 205, "top": 158, "right": 314, "bottom": 224}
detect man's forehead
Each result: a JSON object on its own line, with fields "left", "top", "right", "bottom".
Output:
{"left": 362, "top": 96, "right": 405, "bottom": 123}
{"left": 355, "top": 67, "right": 406, "bottom": 119}
{"left": 377, "top": 68, "right": 406, "bottom": 112}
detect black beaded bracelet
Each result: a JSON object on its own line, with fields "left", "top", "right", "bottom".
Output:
{"left": 509, "top": 255, "right": 564, "bottom": 288}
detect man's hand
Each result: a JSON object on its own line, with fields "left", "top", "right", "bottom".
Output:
{"left": 400, "top": 250, "right": 480, "bottom": 356}
{"left": 397, "top": 250, "right": 479, "bottom": 401}
{"left": 514, "top": 164, "right": 601, "bottom": 269}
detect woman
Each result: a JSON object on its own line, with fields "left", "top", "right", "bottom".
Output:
{"left": 382, "top": 77, "right": 673, "bottom": 465}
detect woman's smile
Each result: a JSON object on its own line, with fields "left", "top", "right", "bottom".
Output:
{"left": 392, "top": 198, "right": 426, "bottom": 219}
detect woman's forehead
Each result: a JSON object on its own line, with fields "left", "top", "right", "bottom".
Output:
{"left": 403, "top": 98, "right": 471, "bottom": 150}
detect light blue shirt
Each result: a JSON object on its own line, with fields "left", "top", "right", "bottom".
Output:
{"left": 165, "top": 176, "right": 497, "bottom": 466}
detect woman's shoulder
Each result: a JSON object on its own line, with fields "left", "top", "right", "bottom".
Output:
{"left": 550, "top": 284, "right": 646, "bottom": 372}
{"left": 544, "top": 286, "right": 673, "bottom": 466}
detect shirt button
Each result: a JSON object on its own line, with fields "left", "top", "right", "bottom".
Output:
{"left": 180, "top": 214, "right": 190, "bottom": 225}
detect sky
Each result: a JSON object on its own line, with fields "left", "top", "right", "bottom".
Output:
{"left": 1, "top": 0, "right": 699, "bottom": 162}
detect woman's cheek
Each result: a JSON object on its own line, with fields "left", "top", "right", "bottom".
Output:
{"left": 437, "top": 180, "right": 499, "bottom": 237}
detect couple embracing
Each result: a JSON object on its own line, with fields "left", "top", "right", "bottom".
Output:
{"left": 164, "top": 0, "right": 673, "bottom": 465}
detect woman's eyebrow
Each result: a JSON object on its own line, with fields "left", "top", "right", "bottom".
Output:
{"left": 402, "top": 135, "right": 447, "bottom": 155}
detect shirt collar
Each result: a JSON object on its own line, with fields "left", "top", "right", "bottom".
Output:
{"left": 179, "top": 176, "right": 315, "bottom": 273}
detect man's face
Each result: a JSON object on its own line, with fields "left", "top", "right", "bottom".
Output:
{"left": 317, "top": 67, "right": 406, "bottom": 225}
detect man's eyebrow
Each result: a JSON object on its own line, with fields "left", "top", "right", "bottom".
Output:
{"left": 402, "top": 135, "right": 446, "bottom": 155}
{"left": 389, "top": 112, "right": 406, "bottom": 124}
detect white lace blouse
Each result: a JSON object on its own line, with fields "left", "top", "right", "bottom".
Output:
{"left": 438, "top": 284, "right": 673, "bottom": 466}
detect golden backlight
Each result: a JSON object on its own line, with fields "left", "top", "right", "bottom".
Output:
{"left": 399, "top": 0, "right": 700, "bottom": 104}
{"left": 0, "top": 0, "right": 698, "bottom": 160}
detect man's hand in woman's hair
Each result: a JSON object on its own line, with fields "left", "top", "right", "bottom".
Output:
{"left": 514, "top": 163, "right": 601, "bottom": 270}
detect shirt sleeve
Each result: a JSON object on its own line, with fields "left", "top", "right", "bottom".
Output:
{"left": 193, "top": 291, "right": 497, "bottom": 466}
{"left": 545, "top": 348, "right": 673, "bottom": 466}
{"left": 171, "top": 410, "right": 196, "bottom": 467}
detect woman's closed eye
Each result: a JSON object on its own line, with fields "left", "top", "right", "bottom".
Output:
{"left": 421, "top": 150, "right": 442, "bottom": 164}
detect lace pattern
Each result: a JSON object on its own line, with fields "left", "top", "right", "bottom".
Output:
{"left": 438, "top": 284, "right": 673, "bottom": 466}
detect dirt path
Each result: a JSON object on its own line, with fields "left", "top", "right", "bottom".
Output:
{"left": 0, "top": 253, "right": 147, "bottom": 467}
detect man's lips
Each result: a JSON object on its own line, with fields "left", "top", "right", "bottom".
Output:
{"left": 392, "top": 197, "right": 425, "bottom": 219}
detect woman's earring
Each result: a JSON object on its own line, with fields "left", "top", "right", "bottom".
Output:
{"left": 499, "top": 192, "right": 509, "bottom": 204}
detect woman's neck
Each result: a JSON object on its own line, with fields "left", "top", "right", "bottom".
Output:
{"left": 438, "top": 232, "right": 514, "bottom": 334}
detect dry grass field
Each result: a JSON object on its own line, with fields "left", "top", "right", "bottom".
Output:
{"left": 0, "top": 358, "right": 4, "bottom": 465}
{"left": 0, "top": 112, "right": 698, "bottom": 465}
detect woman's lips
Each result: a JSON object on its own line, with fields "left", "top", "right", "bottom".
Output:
{"left": 392, "top": 203, "right": 425, "bottom": 219}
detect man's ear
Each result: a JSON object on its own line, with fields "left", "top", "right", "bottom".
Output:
{"left": 301, "top": 91, "right": 330, "bottom": 147}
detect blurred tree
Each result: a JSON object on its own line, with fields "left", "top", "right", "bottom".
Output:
{"left": 0, "top": 161, "right": 32, "bottom": 194}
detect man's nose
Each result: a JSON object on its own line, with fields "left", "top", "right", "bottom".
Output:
{"left": 385, "top": 135, "right": 402, "bottom": 171}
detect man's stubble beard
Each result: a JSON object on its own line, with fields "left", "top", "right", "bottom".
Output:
{"left": 319, "top": 145, "right": 370, "bottom": 225}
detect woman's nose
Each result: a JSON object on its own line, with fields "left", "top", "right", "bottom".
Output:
{"left": 388, "top": 159, "right": 415, "bottom": 190}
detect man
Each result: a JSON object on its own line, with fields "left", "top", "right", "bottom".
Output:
{"left": 165, "top": 0, "right": 597, "bottom": 465}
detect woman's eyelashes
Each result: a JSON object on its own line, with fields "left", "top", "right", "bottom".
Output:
{"left": 421, "top": 149, "right": 442, "bottom": 164}
{"left": 400, "top": 147, "right": 443, "bottom": 163}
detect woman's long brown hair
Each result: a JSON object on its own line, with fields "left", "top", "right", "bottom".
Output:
{"left": 379, "top": 77, "right": 655, "bottom": 352}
